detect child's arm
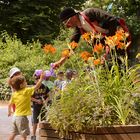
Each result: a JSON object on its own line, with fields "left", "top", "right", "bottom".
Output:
{"left": 31, "top": 97, "right": 43, "bottom": 104}
{"left": 8, "top": 103, "right": 13, "bottom": 117}
{"left": 53, "top": 57, "right": 67, "bottom": 69}
{"left": 34, "top": 72, "right": 46, "bottom": 91}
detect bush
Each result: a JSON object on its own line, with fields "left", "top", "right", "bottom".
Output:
{"left": 0, "top": 32, "right": 62, "bottom": 100}
{"left": 0, "top": 32, "right": 60, "bottom": 83}
{"left": 0, "top": 83, "right": 11, "bottom": 101}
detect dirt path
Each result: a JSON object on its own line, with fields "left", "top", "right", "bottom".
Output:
{"left": 0, "top": 101, "right": 39, "bottom": 140}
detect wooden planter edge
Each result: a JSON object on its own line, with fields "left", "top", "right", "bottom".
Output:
{"left": 39, "top": 122, "right": 140, "bottom": 140}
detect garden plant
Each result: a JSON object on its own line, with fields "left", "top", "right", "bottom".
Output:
{"left": 46, "top": 28, "right": 140, "bottom": 136}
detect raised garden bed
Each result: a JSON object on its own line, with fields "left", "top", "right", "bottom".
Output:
{"left": 39, "top": 122, "right": 140, "bottom": 140}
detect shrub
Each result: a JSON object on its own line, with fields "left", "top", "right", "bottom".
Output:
{"left": 0, "top": 32, "right": 61, "bottom": 100}
{"left": 0, "top": 32, "right": 59, "bottom": 83}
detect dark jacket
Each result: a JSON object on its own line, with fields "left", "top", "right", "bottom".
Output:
{"left": 71, "top": 8, "right": 121, "bottom": 43}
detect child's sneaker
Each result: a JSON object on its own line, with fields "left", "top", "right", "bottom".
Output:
{"left": 31, "top": 136, "right": 36, "bottom": 140}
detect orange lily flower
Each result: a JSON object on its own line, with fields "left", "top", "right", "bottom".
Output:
{"left": 61, "top": 49, "right": 70, "bottom": 57}
{"left": 82, "top": 32, "right": 91, "bottom": 42}
{"left": 117, "top": 42, "right": 125, "bottom": 49}
{"left": 93, "top": 43, "right": 104, "bottom": 54}
{"left": 93, "top": 59, "right": 101, "bottom": 65}
{"left": 117, "top": 41, "right": 131, "bottom": 50}
{"left": 69, "top": 41, "right": 78, "bottom": 49}
{"left": 43, "top": 44, "right": 56, "bottom": 54}
{"left": 80, "top": 51, "right": 92, "bottom": 61}
{"left": 115, "top": 28, "right": 124, "bottom": 36}
{"left": 105, "top": 36, "right": 117, "bottom": 49}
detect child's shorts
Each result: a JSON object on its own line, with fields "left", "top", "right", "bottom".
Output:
{"left": 11, "top": 116, "right": 30, "bottom": 137}
{"left": 32, "top": 105, "right": 44, "bottom": 124}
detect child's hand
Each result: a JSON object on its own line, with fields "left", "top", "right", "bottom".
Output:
{"left": 52, "top": 62, "right": 60, "bottom": 69}
{"left": 52, "top": 57, "right": 67, "bottom": 69}
{"left": 40, "top": 71, "right": 46, "bottom": 80}
{"left": 36, "top": 99, "right": 43, "bottom": 104}
{"left": 8, "top": 111, "right": 12, "bottom": 117}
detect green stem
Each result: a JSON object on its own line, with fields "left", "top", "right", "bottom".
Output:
{"left": 125, "top": 49, "right": 128, "bottom": 72}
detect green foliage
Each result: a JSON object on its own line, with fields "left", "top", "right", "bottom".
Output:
{"left": 84, "top": 0, "right": 140, "bottom": 36}
{"left": 83, "top": 0, "right": 110, "bottom": 9}
{"left": 46, "top": 30, "right": 140, "bottom": 135}
{"left": 0, "top": 83, "right": 11, "bottom": 101}
{"left": 48, "top": 75, "right": 114, "bottom": 136}
{"left": 47, "top": 59, "right": 140, "bottom": 136}
{"left": 106, "top": 0, "right": 140, "bottom": 35}
{"left": 0, "top": 32, "right": 59, "bottom": 83}
{"left": 0, "top": 31, "right": 65, "bottom": 100}
{"left": 0, "top": 29, "right": 78, "bottom": 100}
{"left": 111, "top": 95, "right": 131, "bottom": 125}
{"left": 0, "top": 0, "right": 86, "bottom": 43}
{"left": 0, "top": 0, "right": 140, "bottom": 45}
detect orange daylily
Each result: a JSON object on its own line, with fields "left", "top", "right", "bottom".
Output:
{"left": 115, "top": 33, "right": 124, "bottom": 42}
{"left": 117, "top": 42, "right": 125, "bottom": 49}
{"left": 105, "top": 36, "right": 118, "bottom": 49}
{"left": 117, "top": 41, "right": 131, "bottom": 50}
{"left": 61, "top": 49, "right": 70, "bottom": 57}
{"left": 69, "top": 41, "right": 78, "bottom": 49}
{"left": 43, "top": 44, "right": 56, "bottom": 54}
{"left": 88, "top": 57, "right": 94, "bottom": 62}
{"left": 80, "top": 51, "right": 92, "bottom": 61}
{"left": 49, "top": 47, "right": 56, "bottom": 53}
{"left": 115, "top": 28, "right": 130, "bottom": 42}
{"left": 93, "top": 59, "right": 101, "bottom": 65}
{"left": 82, "top": 32, "right": 91, "bottom": 42}
{"left": 93, "top": 43, "right": 104, "bottom": 54}
{"left": 105, "top": 36, "right": 114, "bottom": 47}
{"left": 115, "top": 28, "right": 125, "bottom": 37}
{"left": 115, "top": 29, "right": 124, "bottom": 43}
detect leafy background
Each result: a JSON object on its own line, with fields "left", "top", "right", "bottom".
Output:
{"left": 0, "top": 0, "right": 139, "bottom": 97}
{"left": 0, "top": 0, "right": 140, "bottom": 134}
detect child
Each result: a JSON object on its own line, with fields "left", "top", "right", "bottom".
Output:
{"left": 8, "top": 71, "right": 45, "bottom": 140}
{"left": 65, "top": 69, "right": 74, "bottom": 83}
{"left": 7, "top": 67, "right": 22, "bottom": 112}
{"left": 9, "top": 67, "right": 22, "bottom": 79}
{"left": 31, "top": 70, "right": 53, "bottom": 140}
{"left": 54, "top": 71, "right": 66, "bottom": 91}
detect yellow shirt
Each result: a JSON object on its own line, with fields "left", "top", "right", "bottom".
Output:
{"left": 10, "top": 87, "right": 34, "bottom": 116}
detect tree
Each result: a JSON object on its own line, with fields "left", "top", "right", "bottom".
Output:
{"left": 0, "top": 0, "right": 86, "bottom": 43}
